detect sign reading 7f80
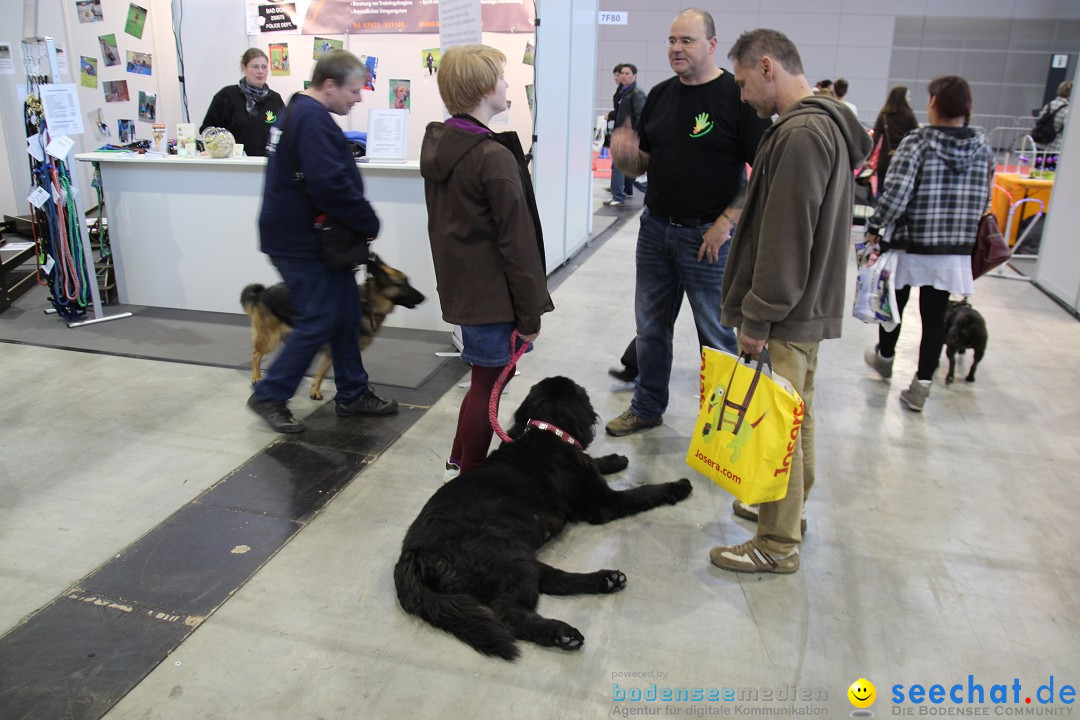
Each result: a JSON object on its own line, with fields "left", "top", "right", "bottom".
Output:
{"left": 599, "top": 11, "right": 627, "bottom": 25}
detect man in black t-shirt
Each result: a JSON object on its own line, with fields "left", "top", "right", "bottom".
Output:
{"left": 605, "top": 8, "right": 771, "bottom": 437}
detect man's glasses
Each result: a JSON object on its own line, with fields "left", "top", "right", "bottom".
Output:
{"left": 666, "top": 37, "right": 700, "bottom": 48}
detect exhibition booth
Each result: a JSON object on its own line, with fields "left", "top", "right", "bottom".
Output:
{"left": 0, "top": 0, "right": 600, "bottom": 328}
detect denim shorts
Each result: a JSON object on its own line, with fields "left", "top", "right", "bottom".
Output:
{"left": 460, "top": 322, "right": 518, "bottom": 367}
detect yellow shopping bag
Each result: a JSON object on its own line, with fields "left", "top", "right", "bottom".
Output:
{"left": 685, "top": 347, "right": 805, "bottom": 504}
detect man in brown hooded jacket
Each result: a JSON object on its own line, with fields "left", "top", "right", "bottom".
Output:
{"left": 709, "top": 29, "right": 873, "bottom": 575}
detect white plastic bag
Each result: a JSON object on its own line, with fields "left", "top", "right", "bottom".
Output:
{"left": 853, "top": 248, "right": 899, "bottom": 332}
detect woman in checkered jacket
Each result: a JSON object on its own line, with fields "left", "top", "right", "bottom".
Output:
{"left": 863, "top": 75, "right": 994, "bottom": 412}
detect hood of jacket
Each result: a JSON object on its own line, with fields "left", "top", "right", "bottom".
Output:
{"left": 770, "top": 95, "right": 873, "bottom": 169}
{"left": 420, "top": 122, "right": 489, "bottom": 183}
{"left": 917, "top": 125, "right": 988, "bottom": 173}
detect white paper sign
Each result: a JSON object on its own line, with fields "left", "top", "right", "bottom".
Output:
{"left": 439, "top": 0, "right": 482, "bottom": 50}
{"left": 27, "top": 186, "right": 51, "bottom": 209}
{"left": 26, "top": 134, "right": 45, "bottom": 163}
{"left": 46, "top": 135, "right": 76, "bottom": 159}
{"left": 40, "top": 84, "right": 84, "bottom": 136}
{"left": 365, "top": 109, "right": 408, "bottom": 161}
{"left": 1052, "top": 54, "right": 1068, "bottom": 69}
{"left": 0, "top": 43, "right": 15, "bottom": 75}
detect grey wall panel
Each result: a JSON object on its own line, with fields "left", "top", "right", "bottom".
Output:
{"left": 964, "top": 19, "right": 1012, "bottom": 50}
{"left": 839, "top": 14, "right": 898, "bottom": 48}
{"left": 916, "top": 49, "right": 964, "bottom": 81}
{"left": 921, "top": 17, "right": 968, "bottom": 47}
{"left": 961, "top": 50, "right": 1008, "bottom": 84}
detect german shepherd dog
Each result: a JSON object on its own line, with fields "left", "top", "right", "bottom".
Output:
{"left": 944, "top": 299, "right": 988, "bottom": 385}
{"left": 394, "top": 376, "right": 694, "bottom": 660}
{"left": 240, "top": 254, "right": 425, "bottom": 400}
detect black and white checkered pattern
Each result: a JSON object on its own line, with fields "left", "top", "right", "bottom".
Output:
{"left": 868, "top": 126, "right": 994, "bottom": 255}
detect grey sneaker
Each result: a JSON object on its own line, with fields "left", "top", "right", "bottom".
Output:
{"left": 899, "top": 376, "right": 931, "bottom": 412}
{"left": 709, "top": 540, "right": 799, "bottom": 574}
{"left": 603, "top": 199, "right": 625, "bottom": 207}
{"left": 247, "top": 394, "right": 306, "bottom": 433}
{"left": 605, "top": 408, "right": 662, "bottom": 436}
{"left": 336, "top": 391, "right": 399, "bottom": 417}
{"left": 732, "top": 499, "right": 807, "bottom": 535}
{"left": 864, "top": 344, "right": 894, "bottom": 379}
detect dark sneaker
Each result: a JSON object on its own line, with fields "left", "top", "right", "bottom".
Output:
{"left": 605, "top": 408, "right": 662, "bottom": 436}
{"left": 247, "top": 394, "right": 306, "bottom": 434}
{"left": 607, "top": 365, "right": 636, "bottom": 383}
{"left": 336, "top": 391, "right": 399, "bottom": 417}
{"left": 709, "top": 540, "right": 799, "bottom": 574}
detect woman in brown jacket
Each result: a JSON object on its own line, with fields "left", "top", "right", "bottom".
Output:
{"left": 420, "top": 44, "right": 553, "bottom": 479}
{"left": 868, "top": 86, "right": 919, "bottom": 196}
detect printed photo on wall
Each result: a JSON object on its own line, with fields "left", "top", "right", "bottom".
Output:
{"left": 269, "top": 43, "right": 290, "bottom": 76}
{"left": 313, "top": 37, "right": 343, "bottom": 60}
{"left": 124, "top": 3, "right": 147, "bottom": 39}
{"left": 138, "top": 90, "right": 156, "bottom": 122}
{"left": 76, "top": 0, "right": 103, "bottom": 23}
{"left": 87, "top": 107, "right": 110, "bottom": 140}
{"left": 522, "top": 41, "right": 534, "bottom": 66}
{"left": 126, "top": 50, "right": 152, "bottom": 75}
{"left": 80, "top": 56, "right": 98, "bottom": 88}
{"left": 525, "top": 83, "right": 535, "bottom": 115}
{"left": 390, "top": 79, "right": 410, "bottom": 110}
{"left": 360, "top": 55, "right": 377, "bottom": 91}
{"left": 103, "top": 79, "right": 129, "bottom": 103}
{"left": 98, "top": 34, "right": 120, "bottom": 67}
{"left": 118, "top": 118, "right": 135, "bottom": 143}
{"left": 421, "top": 48, "right": 440, "bottom": 76}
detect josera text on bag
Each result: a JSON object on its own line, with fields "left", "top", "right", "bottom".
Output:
{"left": 686, "top": 348, "right": 804, "bottom": 505}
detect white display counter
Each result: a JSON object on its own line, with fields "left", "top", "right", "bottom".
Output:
{"left": 74, "top": 152, "right": 448, "bottom": 333}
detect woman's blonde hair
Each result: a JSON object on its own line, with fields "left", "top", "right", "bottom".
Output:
{"left": 437, "top": 45, "right": 506, "bottom": 116}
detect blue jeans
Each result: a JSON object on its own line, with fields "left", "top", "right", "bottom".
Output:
{"left": 610, "top": 165, "right": 634, "bottom": 202}
{"left": 631, "top": 207, "right": 736, "bottom": 420}
{"left": 253, "top": 256, "right": 370, "bottom": 405}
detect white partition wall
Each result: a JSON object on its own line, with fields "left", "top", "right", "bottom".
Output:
{"left": 532, "top": 0, "right": 598, "bottom": 271}
{"left": 1033, "top": 96, "right": 1080, "bottom": 313}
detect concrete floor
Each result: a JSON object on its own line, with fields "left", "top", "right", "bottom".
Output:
{"left": 2, "top": 184, "right": 1079, "bottom": 719}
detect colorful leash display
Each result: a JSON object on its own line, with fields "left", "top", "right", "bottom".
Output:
{"left": 25, "top": 94, "right": 89, "bottom": 320}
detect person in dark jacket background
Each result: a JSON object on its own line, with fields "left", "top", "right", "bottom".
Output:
{"left": 421, "top": 44, "right": 553, "bottom": 480}
{"left": 866, "top": 86, "right": 919, "bottom": 197}
{"left": 201, "top": 48, "right": 285, "bottom": 157}
{"left": 604, "top": 63, "right": 647, "bottom": 207}
{"left": 247, "top": 49, "right": 398, "bottom": 433}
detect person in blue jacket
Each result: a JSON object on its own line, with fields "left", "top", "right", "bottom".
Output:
{"left": 247, "top": 49, "right": 398, "bottom": 433}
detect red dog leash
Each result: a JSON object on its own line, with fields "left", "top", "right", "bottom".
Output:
{"left": 489, "top": 330, "right": 531, "bottom": 443}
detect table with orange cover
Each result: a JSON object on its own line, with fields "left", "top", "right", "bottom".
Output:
{"left": 991, "top": 172, "right": 1054, "bottom": 246}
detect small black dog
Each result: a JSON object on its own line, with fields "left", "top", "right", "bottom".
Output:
{"left": 944, "top": 299, "right": 988, "bottom": 385}
{"left": 394, "top": 376, "right": 693, "bottom": 660}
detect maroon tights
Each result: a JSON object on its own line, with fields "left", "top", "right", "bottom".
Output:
{"left": 450, "top": 364, "right": 514, "bottom": 473}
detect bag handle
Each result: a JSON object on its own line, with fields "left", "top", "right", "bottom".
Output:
{"left": 721, "top": 348, "right": 771, "bottom": 436}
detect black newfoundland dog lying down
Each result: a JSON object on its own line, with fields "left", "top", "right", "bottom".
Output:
{"left": 394, "top": 376, "right": 693, "bottom": 660}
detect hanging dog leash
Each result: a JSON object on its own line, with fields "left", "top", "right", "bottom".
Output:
{"left": 488, "top": 330, "right": 531, "bottom": 443}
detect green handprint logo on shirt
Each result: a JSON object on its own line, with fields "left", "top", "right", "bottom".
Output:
{"left": 690, "top": 112, "right": 714, "bottom": 138}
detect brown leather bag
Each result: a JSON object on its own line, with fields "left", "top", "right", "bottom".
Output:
{"left": 972, "top": 213, "right": 1011, "bottom": 279}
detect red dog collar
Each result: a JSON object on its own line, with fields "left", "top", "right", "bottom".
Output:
{"left": 526, "top": 419, "right": 583, "bottom": 450}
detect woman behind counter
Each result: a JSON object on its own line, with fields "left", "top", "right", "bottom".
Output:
{"left": 200, "top": 48, "right": 285, "bottom": 157}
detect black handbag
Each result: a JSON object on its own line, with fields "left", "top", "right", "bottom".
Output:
{"left": 315, "top": 217, "right": 370, "bottom": 272}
